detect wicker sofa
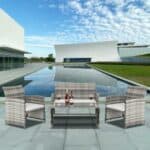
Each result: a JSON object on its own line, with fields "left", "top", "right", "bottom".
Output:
{"left": 3, "top": 85, "right": 45, "bottom": 128}
{"left": 51, "top": 82, "right": 100, "bottom": 126}
{"left": 105, "top": 86, "right": 146, "bottom": 128}
{"left": 52, "top": 82, "right": 99, "bottom": 101}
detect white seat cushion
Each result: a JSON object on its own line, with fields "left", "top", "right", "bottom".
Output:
{"left": 54, "top": 99, "right": 96, "bottom": 107}
{"left": 106, "top": 103, "right": 125, "bottom": 112}
{"left": 26, "top": 103, "right": 44, "bottom": 112}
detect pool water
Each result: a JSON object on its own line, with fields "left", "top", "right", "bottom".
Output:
{"left": 0, "top": 65, "right": 130, "bottom": 97}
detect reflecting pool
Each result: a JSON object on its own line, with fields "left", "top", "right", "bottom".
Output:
{"left": 0, "top": 65, "right": 129, "bottom": 97}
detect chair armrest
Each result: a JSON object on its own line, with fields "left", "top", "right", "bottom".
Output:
{"left": 106, "top": 96, "right": 126, "bottom": 105}
{"left": 25, "top": 95, "right": 45, "bottom": 105}
{"left": 125, "top": 98, "right": 145, "bottom": 104}
{"left": 5, "top": 98, "right": 26, "bottom": 124}
{"left": 126, "top": 95, "right": 144, "bottom": 100}
{"left": 95, "top": 93, "right": 99, "bottom": 102}
{"left": 5, "top": 97, "right": 25, "bottom": 104}
{"left": 51, "top": 93, "right": 55, "bottom": 102}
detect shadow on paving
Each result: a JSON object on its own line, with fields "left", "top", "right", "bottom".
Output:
{"left": 51, "top": 124, "right": 99, "bottom": 129}
{"left": 51, "top": 119, "right": 99, "bottom": 129}
{"left": 26, "top": 119, "right": 43, "bottom": 128}
{"left": 108, "top": 119, "right": 144, "bottom": 129}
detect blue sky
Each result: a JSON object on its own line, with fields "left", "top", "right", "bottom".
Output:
{"left": 0, "top": 0, "right": 150, "bottom": 57}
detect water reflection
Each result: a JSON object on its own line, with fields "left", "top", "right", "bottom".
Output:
{"left": 0, "top": 65, "right": 129, "bottom": 97}
{"left": 0, "top": 77, "right": 32, "bottom": 96}
{"left": 55, "top": 65, "right": 128, "bottom": 96}
{"left": 24, "top": 67, "right": 55, "bottom": 96}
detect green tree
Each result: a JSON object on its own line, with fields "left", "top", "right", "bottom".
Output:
{"left": 45, "top": 54, "right": 55, "bottom": 62}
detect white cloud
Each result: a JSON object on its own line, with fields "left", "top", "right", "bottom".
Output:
{"left": 48, "top": 4, "right": 56, "bottom": 8}
{"left": 31, "top": 0, "right": 150, "bottom": 57}
{"left": 25, "top": 33, "right": 72, "bottom": 50}
{"left": 25, "top": 35, "right": 57, "bottom": 57}
{"left": 60, "top": 0, "right": 150, "bottom": 44}
{"left": 25, "top": 35, "right": 54, "bottom": 51}
{"left": 68, "top": 0, "right": 84, "bottom": 14}
{"left": 25, "top": 43, "right": 53, "bottom": 48}
{"left": 105, "top": 0, "right": 125, "bottom": 6}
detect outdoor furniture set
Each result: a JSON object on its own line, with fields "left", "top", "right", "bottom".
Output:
{"left": 2, "top": 83, "right": 147, "bottom": 128}
{"left": 51, "top": 82, "right": 99, "bottom": 126}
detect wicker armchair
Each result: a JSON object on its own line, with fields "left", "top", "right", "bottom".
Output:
{"left": 105, "top": 86, "right": 146, "bottom": 128}
{"left": 3, "top": 85, "right": 45, "bottom": 128}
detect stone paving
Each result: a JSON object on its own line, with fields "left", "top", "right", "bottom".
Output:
{"left": 0, "top": 102, "right": 150, "bottom": 150}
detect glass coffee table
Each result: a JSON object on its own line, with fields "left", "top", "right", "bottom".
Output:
{"left": 50, "top": 99, "right": 100, "bottom": 127}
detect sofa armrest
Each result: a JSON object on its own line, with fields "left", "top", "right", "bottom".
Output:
{"left": 51, "top": 93, "right": 55, "bottom": 102}
{"left": 95, "top": 93, "right": 99, "bottom": 102}
{"left": 25, "top": 95, "right": 45, "bottom": 105}
{"left": 125, "top": 97, "right": 145, "bottom": 104}
{"left": 106, "top": 96, "right": 126, "bottom": 105}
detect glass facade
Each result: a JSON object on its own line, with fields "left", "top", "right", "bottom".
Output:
{"left": 121, "top": 57, "right": 150, "bottom": 64}
{"left": 0, "top": 57, "right": 24, "bottom": 70}
{"left": 0, "top": 49, "right": 24, "bottom": 70}
{"left": 64, "top": 58, "right": 91, "bottom": 63}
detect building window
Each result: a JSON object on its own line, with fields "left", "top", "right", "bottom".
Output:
{"left": 64, "top": 58, "right": 91, "bottom": 62}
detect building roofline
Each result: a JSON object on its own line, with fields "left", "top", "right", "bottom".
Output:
{"left": 0, "top": 8, "right": 24, "bottom": 31}
{"left": 117, "top": 42, "right": 135, "bottom": 45}
{"left": 118, "top": 45, "right": 150, "bottom": 48}
{"left": 0, "top": 46, "right": 31, "bottom": 54}
{"left": 55, "top": 40, "right": 118, "bottom": 47}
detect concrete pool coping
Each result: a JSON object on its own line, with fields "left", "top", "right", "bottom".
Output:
{"left": 89, "top": 64, "right": 150, "bottom": 92}
{"left": 0, "top": 63, "right": 49, "bottom": 86}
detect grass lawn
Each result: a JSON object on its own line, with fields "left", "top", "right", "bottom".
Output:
{"left": 137, "top": 54, "right": 150, "bottom": 58}
{"left": 91, "top": 63, "right": 150, "bottom": 87}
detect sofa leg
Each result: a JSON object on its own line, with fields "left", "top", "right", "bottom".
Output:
{"left": 51, "top": 108, "right": 55, "bottom": 125}
{"left": 124, "top": 123, "right": 127, "bottom": 129}
{"left": 95, "top": 107, "right": 100, "bottom": 126}
{"left": 44, "top": 109, "right": 46, "bottom": 122}
{"left": 105, "top": 107, "right": 107, "bottom": 123}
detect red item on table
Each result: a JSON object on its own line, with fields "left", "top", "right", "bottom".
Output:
{"left": 65, "top": 93, "right": 70, "bottom": 105}
{"left": 65, "top": 90, "right": 74, "bottom": 105}
{"left": 69, "top": 90, "right": 73, "bottom": 99}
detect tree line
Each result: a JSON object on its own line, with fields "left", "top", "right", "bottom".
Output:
{"left": 25, "top": 54, "right": 55, "bottom": 63}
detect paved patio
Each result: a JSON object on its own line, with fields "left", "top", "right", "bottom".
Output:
{"left": 0, "top": 102, "right": 150, "bottom": 150}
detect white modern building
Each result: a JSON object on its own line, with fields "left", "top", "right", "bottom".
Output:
{"left": 0, "top": 9, "right": 28, "bottom": 69}
{"left": 55, "top": 41, "right": 150, "bottom": 63}
{"left": 55, "top": 41, "right": 121, "bottom": 62}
